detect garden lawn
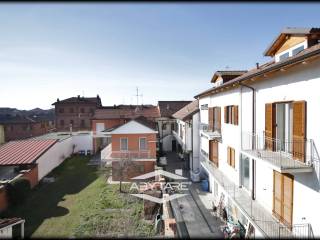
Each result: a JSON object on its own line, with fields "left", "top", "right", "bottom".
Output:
{"left": 2, "top": 155, "right": 155, "bottom": 238}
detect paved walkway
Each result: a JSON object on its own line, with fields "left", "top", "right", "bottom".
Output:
{"left": 165, "top": 151, "right": 224, "bottom": 238}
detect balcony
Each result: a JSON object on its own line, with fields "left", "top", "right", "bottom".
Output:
{"left": 200, "top": 123, "right": 221, "bottom": 140}
{"left": 101, "top": 144, "right": 154, "bottom": 162}
{"left": 241, "top": 132, "right": 315, "bottom": 173}
{"left": 199, "top": 156, "right": 313, "bottom": 238}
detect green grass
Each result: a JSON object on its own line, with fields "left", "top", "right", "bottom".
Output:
{"left": 2, "top": 155, "right": 155, "bottom": 238}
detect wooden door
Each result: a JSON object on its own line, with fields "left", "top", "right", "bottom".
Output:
{"left": 209, "top": 140, "right": 219, "bottom": 167}
{"left": 292, "top": 101, "right": 306, "bottom": 162}
{"left": 282, "top": 174, "right": 294, "bottom": 228}
{"left": 273, "top": 171, "right": 294, "bottom": 228}
{"left": 265, "top": 103, "right": 276, "bottom": 150}
{"left": 273, "top": 171, "right": 282, "bottom": 219}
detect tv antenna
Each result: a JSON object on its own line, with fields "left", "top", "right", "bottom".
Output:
{"left": 134, "top": 87, "right": 143, "bottom": 106}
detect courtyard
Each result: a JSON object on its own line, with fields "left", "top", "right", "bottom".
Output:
{"left": 1, "top": 155, "right": 155, "bottom": 238}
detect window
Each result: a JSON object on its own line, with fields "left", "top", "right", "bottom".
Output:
{"left": 69, "top": 108, "right": 74, "bottom": 113}
{"left": 60, "top": 120, "right": 64, "bottom": 126}
{"left": 179, "top": 124, "right": 183, "bottom": 138}
{"left": 139, "top": 137, "right": 147, "bottom": 150}
{"left": 279, "top": 52, "right": 289, "bottom": 61}
{"left": 227, "top": 146, "right": 235, "bottom": 168}
{"left": 162, "top": 123, "right": 167, "bottom": 130}
{"left": 80, "top": 119, "right": 85, "bottom": 127}
{"left": 224, "top": 105, "right": 238, "bottom": 125}
{"left": 59, "top": 108, "right": 64, "bottom": 113}
{"left": 292, "top": 45, "right": 304, "bottom": 56}
{"left": 80, "top": 108, "right": 85, "bottom": 113}
{"left": 70, "top": 120, "right": 74, "bottom": 125}
{"left": 171, "top": 123, "right": 175, "bottom": 131}
{"left": 240, "top": 154, "right": 250, "bottom": 190}
{"left": 208, "top": 107, "right": 221, "bottom": 132}
{"left": 120, "top": 138, "right": 128, "bottom": 151}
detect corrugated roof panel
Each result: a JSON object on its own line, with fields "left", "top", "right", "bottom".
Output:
{"left": 0, "top": 139, "right": 57, "bottom": 165}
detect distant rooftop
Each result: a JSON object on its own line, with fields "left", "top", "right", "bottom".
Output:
{"left": 158, "top": 101, "right": 192, "bottom": 118}
{"left": 172, "top": 100, "right": 199, "bottom": 121}
{"left": 52, "top": 95, "right": 102, "bottom": 106}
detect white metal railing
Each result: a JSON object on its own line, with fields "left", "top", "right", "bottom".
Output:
{"left": 241, "top": 132, "right": 315, "bottom": 169}
{"left": 200, "top": 157, "right": 313, "bottom": 238}
{"left": 101, "top": 144, "right": 153, "bottom": 160}
{"left": 200, "top": 123, "right": 221, "bottom": 133}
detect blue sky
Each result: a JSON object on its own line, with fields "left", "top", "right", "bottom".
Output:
{"left": 0, "top": 3, "right": 319, "bottom": 109}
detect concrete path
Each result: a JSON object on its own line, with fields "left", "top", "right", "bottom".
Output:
{"left": 165, "top": 151, "right": 224, "bottom": 238}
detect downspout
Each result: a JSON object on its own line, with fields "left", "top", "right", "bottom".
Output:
{"left": 239, "top": 82, "right": 256, "bottom": 200}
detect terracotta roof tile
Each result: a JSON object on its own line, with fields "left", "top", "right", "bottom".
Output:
{"left": 0, "top": 139, "right": 57, "bottom": 165}
{"left": 93, "top": 105, "right": 160, "bottom": 120}
{"left": 172, "top": 100, "right": 199, "bottom": 121}
{"left": 158, "top": 101, "right": 192, "bottom": 118}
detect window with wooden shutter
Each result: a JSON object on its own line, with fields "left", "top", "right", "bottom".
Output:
{"left": 208, "top": 107, "right": 214, "bottom": 131}
{"left": 227, "top": 146, "right": 235, "bottom": 168}
{"left": 292, "top": 101, "right": 306, "bottom": 162}
{"left": 216, "top": 107, "right": 221, "bottom": 131}
{"left": 229, "top": 106, "right": 233, "bottom": 123}
{"left": 224, "top": 106, "right": 228, "bottom": 123}
{"left": 234, "top": 105, "right": 239, "bottom": 125}
{"left": 265, "top": 103, "right": 275, "bottom": 150}
{"left": 209, "top": 140, "right": 219, "bottom": 167}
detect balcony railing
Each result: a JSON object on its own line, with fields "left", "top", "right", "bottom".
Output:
{"left": 101, "top": 144, "right": 153, "bottom": 161}
{"left": 200, "top": 123, "right": 221, "bottom": 139}
{"left": 241, "top": 132, "right": 315, "bottom": 171}
{"left": 200, "top": 156, "right": 313, "bottom": 238}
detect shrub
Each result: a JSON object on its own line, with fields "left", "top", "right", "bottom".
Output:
{"left": 6, "top": 177, "right": 31, "bottom": 205}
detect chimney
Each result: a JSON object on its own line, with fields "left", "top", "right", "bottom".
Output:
{"left": 97, "top": 94, "right": 100, "bottom": 99}
{"left": 57, "top": 98, "right": 60, "bottom": 102}
{"left": 256, "top": 62, "right": 260, "bottom": 69}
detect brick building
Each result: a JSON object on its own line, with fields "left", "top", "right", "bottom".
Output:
{"left": 52, "top": 95, "right": 102, "bottom": 131}
{"left": 0, "top": 115, "right": 54, "bottom": 142}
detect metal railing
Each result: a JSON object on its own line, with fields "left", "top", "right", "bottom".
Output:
{"left": 110, "top": 150, "right": 152, "bottom": 159}
{"left": 200, "top": 157, "right": 313, "bottom": 238}
{"left": 200, "top": 123, "right": 221, "bottom": 133}
{"left": 241, "top": 132, "right": 315, "bottom": 169}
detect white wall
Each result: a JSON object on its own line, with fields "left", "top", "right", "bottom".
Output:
{"left": 199, "top": 88, "right": 242, "bottom": 186}
{"left": 36, "top": 137, "right": 73, "bottom": 180}
{"left": 240, "top": 59, "right": 320, "bottom": 233}
{"left": 192, "top": 112, "right": 200, "bottom": 172}
{"left": 72, "top": 133, "right": 93, "bottom": 153}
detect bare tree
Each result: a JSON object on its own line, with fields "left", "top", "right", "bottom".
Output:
{"left": 112, "top": 155, "right": 143, "bottom": 193}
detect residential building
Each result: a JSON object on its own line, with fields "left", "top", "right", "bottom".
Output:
{"left": 195, "top": 27, "right": 320, "bottom": 238}
{"left": 0, "top": 115, "right": 55, "bottom": 142}
{"left": 101, "top": 116, "right": 158, "bottom": 180}
{"left": 52, "top": 95, "right": 102, "bottom": 132}
{"left": 91, "top": 104, "right": 160, "bottom": 152}
{"left": 157, "top": 101, "right": 191, "bottom": 153}
{"left": 172, "top": 100, "right": 200, "bottom": 176}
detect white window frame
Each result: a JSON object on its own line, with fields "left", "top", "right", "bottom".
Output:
{"left": 139, "top": 137, "right": 147, "bottom": 150}
{"left": 120, "top": 137, "right": 128, "bottom": 151}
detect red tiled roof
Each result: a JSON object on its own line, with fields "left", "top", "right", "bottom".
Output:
{"left": 93, "top": 105, "right": 160, "bottom": 120}
{"left": 0, "top": 139, "right": 57, "bottom": 166}
{"left": 172, "top": 100, "right": 199, "bottom": 121}
{"left": 158, "top": 101, "right": 192, "bottom": 118}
